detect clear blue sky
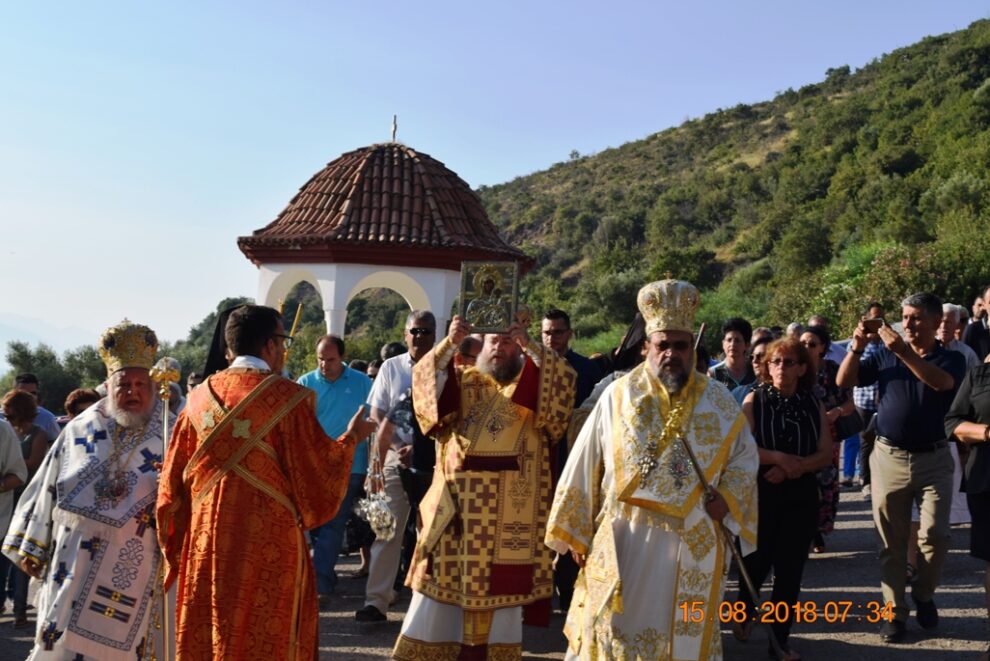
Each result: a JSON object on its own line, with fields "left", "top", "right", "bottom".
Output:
{"left": 0, "top": 1, "right": 985, "bottom": 352}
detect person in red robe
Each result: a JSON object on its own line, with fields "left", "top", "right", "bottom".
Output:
{"left": 157, "top": 305, "right": 376, "bottom": 660}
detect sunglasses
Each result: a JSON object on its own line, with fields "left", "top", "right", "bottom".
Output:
{"left": 407, "top": 327, "right": 435, "bottom": 337}
{"left": 750, "top": 353, "right": 765, "bottom": 363}
{"left": 654, "top": 340, "right": 692, "bottom": 352}
{"left": 768, "top": 358, "right": 799, "bottom": 367}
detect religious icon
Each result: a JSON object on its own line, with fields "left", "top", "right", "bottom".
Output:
{"left": 459, "top": 261, "right": 519, "bottom": 334}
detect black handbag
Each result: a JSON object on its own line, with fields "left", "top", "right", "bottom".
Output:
{"left": 834, "top": 409, "right": 865, "bottom": 439}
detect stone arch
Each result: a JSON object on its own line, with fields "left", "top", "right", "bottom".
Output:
{"left": 257, "top": 266, "right": 320, "bottom": 309}
{"left": 256, "top": 262, "right": 459, "bottom": 338}
{"left": 345, "top": 270, "right": 430, "bottom": 312}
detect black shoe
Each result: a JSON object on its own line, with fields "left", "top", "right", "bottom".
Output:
{"left": 914, "top": 596, "right": 938, "bottom": 630}
{"left": 354, "top": 605, "right": 386, "bottom": 622}
{"left": 880, "top": 619, "right": 906, "bottom": 643}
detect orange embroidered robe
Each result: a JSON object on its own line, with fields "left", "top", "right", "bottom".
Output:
{"left": 157, "top": 369, "right": 355, "bottom": 661}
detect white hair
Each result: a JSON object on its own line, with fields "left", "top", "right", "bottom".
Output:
{"left": 942, "top": 303, "right": 960, "bottom": 323}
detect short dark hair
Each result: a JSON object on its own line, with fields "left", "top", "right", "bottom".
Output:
{"left": 187, "top": 371, "right": 203, "bottom": 382}
{"left": 543, "top": 308, "right": 572, "bottom": 329}
{"left": 721, "top": 317, "right": 752, "bottom": 345}
{"left": 349, "top": 359, "right": 369, "bottom": 374}
{"left": 368, "top": 359, "right": 383, "bottom": 370}
{"left": 866, "top": 301, "right": 883, "bottom": 314}
{"left": 901, "top": 292, "right": 943, "bottom": 320}
{"left": 317, "top": 334, "right": 345, "bottom": 356}
{"left": 64, "top": 388, "right": 101, "bottom": 417}
{"left": 381, "top": 342, "right": 407, "bottom": 361}
{"left": 752, "top": 335, "right": 773, "bottom": 350}
{"left": 225, "top": 305, "right": 281, "bottom": 358}
{"left": 457, "top": 336, "right": 482, "bottom": 357}
{"left": 2, "top": 390, "right": 37, "bottom": 426}
{"left": 801, "top": 324, "right": 831, "bottom": 353}
{"left": 14, "top": 373, "right": 39, "bottom": 387}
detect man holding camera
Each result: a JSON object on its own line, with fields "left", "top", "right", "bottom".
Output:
{"left": 837, "top": 292, "right": 966, "bottom": 644}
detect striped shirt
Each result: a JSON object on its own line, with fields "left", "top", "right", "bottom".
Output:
{"left": 751, "top": 384, "right": 821, "bottom": 459}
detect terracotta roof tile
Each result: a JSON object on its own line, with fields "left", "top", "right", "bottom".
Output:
{"left": 238, "top": 143, "right": 528, "bottom": 270}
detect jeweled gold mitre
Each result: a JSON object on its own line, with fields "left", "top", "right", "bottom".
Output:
{"left": 637, "top": 279, "right": 700, "bottom": 335}
{"left": 98, "top": 320, "right": 159, "bottom": 375}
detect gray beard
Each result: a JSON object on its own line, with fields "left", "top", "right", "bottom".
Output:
{"left": 108, "top": 400, "right": 154, "bottom": 430}
{"left": 660, "top": 370, "right": 689, "bottom": 394}
{"left": 477, "top": 353, "right": 523, "bottom": 384}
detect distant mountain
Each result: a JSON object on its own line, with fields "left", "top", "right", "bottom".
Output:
{"left": 478, "top": 20, "right": 990, "bottom": 340}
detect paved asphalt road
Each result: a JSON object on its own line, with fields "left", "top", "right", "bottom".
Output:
{"left": 0, "top": 486, "right": 985, "bottom": 659}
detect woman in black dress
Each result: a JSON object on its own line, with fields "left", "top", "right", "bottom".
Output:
{"left": 737, "top": 338, "right": 833, "bottom": 661}
{"left": 800, "top": 326, "right": 855, "bottom": 552}
{"left": 944, "top": 360, "right": 990, "bottom": 661}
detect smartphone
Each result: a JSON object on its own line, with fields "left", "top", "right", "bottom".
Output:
{"left": 862, "top": 318, "right": 884, "bottom": 333}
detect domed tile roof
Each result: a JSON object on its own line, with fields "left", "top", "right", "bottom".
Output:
{"left": 238, "top": 143, "right": 530, "bottom": 271}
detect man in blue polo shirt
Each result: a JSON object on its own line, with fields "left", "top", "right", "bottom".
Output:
{"left": 838, "top": 292, "right": 965, "bottom": 644}
{"left": 297, "top": 334, "right": 373, "bottom": 599}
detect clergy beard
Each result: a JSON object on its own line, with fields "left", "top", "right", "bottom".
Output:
{"left": 107, "top": 399, "right": 154, "bottom": 429}
{"left": 477, "top": 353, "right": 523, "bottom": 384}
{"left": 658, "top": 357, "right": 689, "bottom": 394}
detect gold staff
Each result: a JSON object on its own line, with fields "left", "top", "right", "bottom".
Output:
{"left": 149, "top": 357, "right": 179, "bottom": 661}
{"left": 676, "top": 431, "right": 786, "bottom": 660}
{"left": 283, "top": 302, "right": 303, "bottom": 360}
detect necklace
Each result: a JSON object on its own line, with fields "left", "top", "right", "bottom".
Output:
{"left": 763, "top": 384, "right": 802, "bottom": 417}
{"left": 636, "top": 398, "right": 689, "bottom": 480}
{"left": 93, "top": 423, "right": 145, "bottom": 508}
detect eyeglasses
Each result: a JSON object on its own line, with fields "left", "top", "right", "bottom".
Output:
{"left": 654, "top": 340, "right": 692, "bottom": 352}
{"left": 273, "top": 333, "right": 293, "bottom": 350}
{"left": 768, "top": 357, "right": 799, "bottom": 367}
{"left": 407, "top": 327, "right": 435, "bottom": 337}
{"left": 750, "top": 354, "right": 765, "bottom": 363}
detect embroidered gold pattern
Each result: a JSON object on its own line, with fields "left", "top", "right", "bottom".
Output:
{"left": 682, "top": 518, "right": 716, "bottom": 562}
{"left": 547, "top": 486, "right": 593, "bottom": 544}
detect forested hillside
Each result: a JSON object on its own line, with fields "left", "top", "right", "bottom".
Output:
{"left": 8, "top": 21, "right": 990, "bottom": 410}
{"left": 479, "top": 19, "right": 990, "bottom": 342}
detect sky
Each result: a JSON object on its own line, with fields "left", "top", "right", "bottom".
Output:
{"left": 1, "top": 1, "right": 986, "bottom": 361}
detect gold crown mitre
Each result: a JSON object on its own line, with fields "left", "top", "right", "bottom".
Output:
{"left": 98, "top": 320, "right": 159, "bottom": 376}
{"left": 637, "top": 279, "right": 700, "bottom": 335}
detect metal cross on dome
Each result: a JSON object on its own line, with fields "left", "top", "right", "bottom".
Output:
{"left": 391, "top": 114, "right": 398, "bottom": 142}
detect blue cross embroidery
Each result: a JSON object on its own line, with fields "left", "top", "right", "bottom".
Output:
{"left": 138, "top": 448, "right": 161, "bottom": 474}
{"left": 52, "top": 562, "right": 70, "bottom": 586}
{"left": 74, "top": 423, "right": 106, "bottom": 454}
{"left": 80, "top": 536, "right": 102, "bottom": 560}
{"left": 41, "top": 621, "right": 62, "bottom": 650}
{"left": 134, "top": 504, "right": 155, "bottom": 537}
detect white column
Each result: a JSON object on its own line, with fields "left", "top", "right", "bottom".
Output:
{"left": 324, "top": 308, "right": 347, "bottom": 336}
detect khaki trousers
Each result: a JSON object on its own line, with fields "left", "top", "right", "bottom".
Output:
{"left": 870, "top": 442, "right": 953, "bottom": 621}
{"left": 364, "top": 456, "right": 412, "bottom": 613}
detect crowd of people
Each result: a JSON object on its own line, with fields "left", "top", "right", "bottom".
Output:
{"left": 0, "top": 280, "right": 987, "bottom": 661}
